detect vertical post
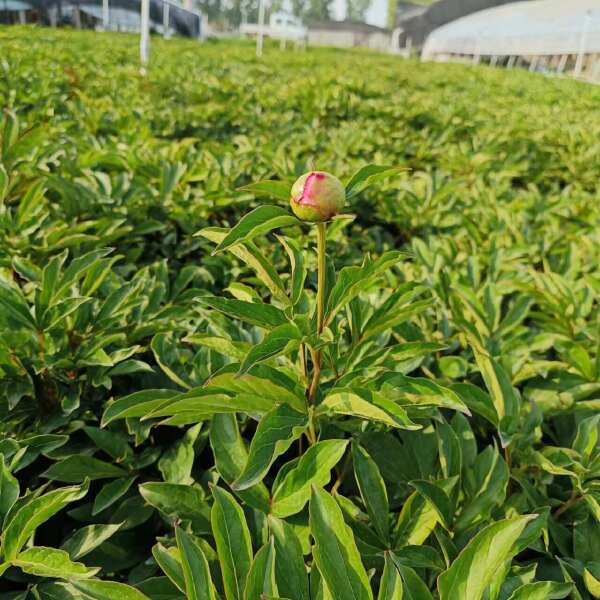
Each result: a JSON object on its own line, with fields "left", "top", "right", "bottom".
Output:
{"left": 197, "top": 13, "right": 202, "bottom": 40}
{"left": 102, "top": 0, "right": 109, "bottom": 29}
{"left": 73, "top": 1, "right": 81, "bottom": 27}
{"left": 472, "top": 39, "right": 480, "bottom": 64}
{"left": 19, "top": 9, "right": 26, "bottom": 22}
{"left": 162, "top": 1, "right": 169, "bottom": 37}
{"left": 575, "top": 11, "right": 591, "bottom": 77}
{"left": 140, "top": 0, "right": 150, "bottom": 71}
{"left": 256, "top": 0, "right": 265, "bottom": 57}
{"left": 490, "top": 55, "right": 497, "bottom": 67}
{"left": 529, "top": 55, "right": 538, "bottom": 72}
{"left": 406, "top": 36, "right": 411, "bottom": 57}
{"left": 557, "top": 54, "right": 568, "bottom": 74}
{"left": 507, "top": 55, "right": 515, "bottom": 69}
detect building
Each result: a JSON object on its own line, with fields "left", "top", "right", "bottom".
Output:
{"left": 307, "top": 20, "right": 390, "bottom": 51}
{"left": 422, "top": 0, "right": 600, "bottom": 79}
{"left": 392, "top": 0, "right": 524, "bottom": 49}
{"left": 240, "top": 11, "right": 307, "bottom": 42}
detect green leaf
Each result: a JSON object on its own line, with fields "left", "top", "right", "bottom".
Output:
{"left": 437, "top": 515, "right": 536, "bottom": 600}
{"left": 449, "top": 383, "right": 498, "bottom": 426}
{"left": 176, "top": 528, "right": 217, "bottom": 600}
{"left": 395, "top": 491, "right": 440, "bottom": 547}
{"left": 238, "top": 322, "right": 303, "bottom": 376}
{"left": 211, "top": 486, "right": 253, "bottom": 600}
{"left": 70, "top": 579, "right": 151, "bottom": 599}
{"left": 277, "top": 235, "right": 307, "bottom": 306}
{"left": 158, "top": 424, "right": 202, "bottom": 484}
{"left": 345, "top": 165, "right": 404, "bottom": 199}
{"left": 271, "top": 439, "right": 348, "bottom": 518}
{"left": 309, "top": 486, "right": 373, "bottom": 600}
{"left": 139, "top": 483, "right": 211, "bottom": 532}
{"left": 41, "top": 456, "right": 127, "bottom": 483}
{"left": 199, "top": 228, "right": 288, "bottom": 304}
{"left": 0, "top": 454, "right": 19, "bottom": 520}
{"left": 378, "top": 553, "right": 404, "bottom": 600}
{"left": 456, "top": 446, "right": 509, "bottom": 530}
{"left": 316, "top": 390, "right": 402, "bottom": 428}
{"left": 468, "top": 337, "right": 519, "bottom": 424}
{"left": 0, "top": 279, "right": 36, "bottom": 330}
{"left": 409, "top": 480, "right": 452, "bottom": 530}
{"left": 381, "top": 375, "right": 471, "bottom": 416}
{"left": 61, "top": 523, "right": 123, "bottom": 559}
{"left": 2, "top": 482, "right": 88, "bottom": 560}
{"left": 233, "top": 404, "right": 307, "bottom": 491}
{"left": 207, "top": 367, "right": 305, "bottom": 413}
{"left": 391, "top": 560, "right": 434, "bottom": 600}
{"left": 210, "top": 414, "right": 270, "bottom": 512}
{"left": 145, "top": 387, "right": 273, "bottom": 423}
{"left": 92, "top": 476, "right": 137, "bottom": 516}
{"left": 584, "top": 568, "right": 600, "bottom": 598}
{"left": 211, "top": 205, "right": 299, "bottom": 254}
{"left": 101, "top": 389, "right": 180, "bottom": 426}
{"left": 151, "top": 333, "right": 192, "bottom": 390}
{"left": 268, "top": 516, "right": 310, "bottom": 600}
{"left": 360, "top": 284, "right": 430, "bottom": 342}
{"left": 573, "top": 414, "right": 600, "bottom": 463}
{"left": 244, "top": 537, "right": 278, "bottom": 600}
{"left": 352, "top": 442, "right": 389, "bottom": 542}
{"left": 12, "top": 546, "right": 99, "bottom": 579}
{"left": 506, "top": 581, "right": 573, "bottom": 600}
{"left": 325, "top": 251, "right": 403, "bottom": 325}
{"left": 152, "top": 543, "right": 185, "bottom": 593}
{"left": 237, "top": 180, "right": 292, "bottom": 201}
{"left": 199, "top": 297, "right": 288, "bottom": 329}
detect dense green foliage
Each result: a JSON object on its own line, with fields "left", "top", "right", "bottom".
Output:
{"left": 1, "top": 25, "right": 600, "bottom": 599}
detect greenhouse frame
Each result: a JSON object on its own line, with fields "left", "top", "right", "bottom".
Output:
{"left": 421, "top": 0, "right": 600, "bottom": 79}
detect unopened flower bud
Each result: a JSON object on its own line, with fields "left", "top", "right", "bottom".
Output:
{"left": 289, "top": 171, "right": 345, "bottom": 222}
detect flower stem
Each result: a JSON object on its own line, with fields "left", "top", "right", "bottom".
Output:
{"left": 316, "top": 221, "right": 327, "bottom": 335}
{"left": 306, "top": 222, "right": 327, "bottom": 442}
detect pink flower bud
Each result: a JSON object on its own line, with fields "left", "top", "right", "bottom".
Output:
{"left": 289, "top": 171, "right": 345, "bottom": 222}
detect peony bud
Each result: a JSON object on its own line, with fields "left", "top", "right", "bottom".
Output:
{"left": 289, "top": 171, "right": 345, "bottom": 222}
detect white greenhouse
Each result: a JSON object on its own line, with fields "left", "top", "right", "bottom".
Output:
{"left": 422, "top": 0, "right": 600, "bottom": 79}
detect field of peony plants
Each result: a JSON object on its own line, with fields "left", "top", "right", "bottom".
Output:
{"left": 1, "top": 25, "right": 600, "bottom": 599}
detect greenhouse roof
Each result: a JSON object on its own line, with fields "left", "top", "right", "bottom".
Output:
{"left": 422, "top": 0, "right": 600, "bottom": 57}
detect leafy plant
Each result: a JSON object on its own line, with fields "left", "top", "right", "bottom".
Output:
{"left": 0, "top": 26, "right": 599, "bottom": 599}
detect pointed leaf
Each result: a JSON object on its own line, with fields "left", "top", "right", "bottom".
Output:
{"left": 13, "top": 546, "right": 99, "bottom": 580}
{"left": 268, "top": 516, "right": 310, "bottom": 600}
{"left": 233, "top": 405, "right": 307, "bottom": 491}
{"left": 176, "top": 528, "right": 217, "bottom": 600}
{"left": 211, "top": 486, "right": 253, "bottom": 600}
{"left": 212, "top": 206, "right": 299, "bottom": 254}
{"left": 352, "top": 442, "right": 389, "bottom": 542}
{"left": 437, "top": 515, "right": 536, "bottom": 600}
{"left": 244, "top": 537, "right": 278, "bottom": 600}
{"left": 309, "top": 487, "right": 373, "bottom": 600}
{"left": 271, "top": 439, "right": 348, "bottom": 518}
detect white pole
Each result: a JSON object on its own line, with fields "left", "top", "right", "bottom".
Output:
{"left": 163, "top": 1, "right": 169, "bottom": 37}
{"left": 575, "top": 11, "right": 591, "bottom": 77}
{"left": 256, "top": 0, "right": 265, "bottom": 57}
{"left": 140, "top": 0, "right": 150, "bottom": 71}
{"left": 102, "top": 0, "right": 109, "bottom": 29}
{"left": 390, "top": 27, "right": 402, "bottom": 54}
{"left": 529, "top": 55, "right": 539, "bottom": 72}
{"left": 557, "top": 54, "right": 568, "bottom": 74}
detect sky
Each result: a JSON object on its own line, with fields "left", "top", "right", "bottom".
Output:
{"left": 332, "top": 0, "right": 388, "bottom": 27}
